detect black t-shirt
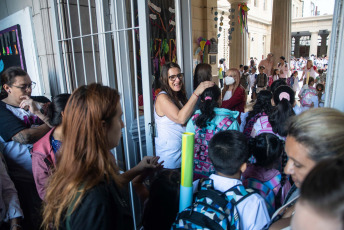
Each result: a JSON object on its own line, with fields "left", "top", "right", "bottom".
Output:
{"left": 61, "top": 181, "right": 133, "bottom": 230}
{"left": 0, "top": 96, "right": 50, "bottom": 142}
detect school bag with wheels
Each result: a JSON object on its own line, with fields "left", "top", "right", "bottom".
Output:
{"left": 172, "top": 178, "right": 255, "bottom": 230}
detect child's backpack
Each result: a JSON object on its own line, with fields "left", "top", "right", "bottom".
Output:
{"left": 192, "top": 114, "right": 236, "bottom": 180}
{"left": 243, "top": 112, "right": 265, "bottom": 139}
{"left": 243, "top": 174, "right": 282, "bottom": 216}
{"left": 172, "top": 178, "right": 255, "bottom": 230}
{"left": 300, "top": 87, "right": 317, "bottom": 107}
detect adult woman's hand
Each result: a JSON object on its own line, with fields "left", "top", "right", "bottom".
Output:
{"left": 119, "top": 156, "right": 163, "bottom": 186}
{"left": 194, "top": 81, "right": 214, "bottom": 97}
{"left": 137, "top": 156, "right": 164, "bottom": 171}
{"left": 19, "top": 95, "right": 40, "bottom": 114}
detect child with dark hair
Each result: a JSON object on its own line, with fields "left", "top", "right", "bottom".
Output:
{"left": 291, "top": 157, "right": 344, "bottom": 230}
{"left": 31, "top": 93, "right": 71, "bottom": 200}
{"left": 134, "top": 169, "right": 180, "bottom": 230}
{"left": 240, "top": 66, "right": 250, "bottom": 95}
{"left": 270, "top": 79, "right": 287, "bottom": 94}
{"left": 243, "top": 90, "right": 273, "bottom": 138}
{"left": 186, "top": 85, "right": 239, "bottom": 180}
{"left": 194, "top": 130, "right": 270, "bottom": 229}
{"left": 299, "top": 77, "right": 316, "bottom": 109}
{"left": 242, "top": 133, "right": 291, "bottom": 216}
{"left": 251, "top": 85, "right": 295, "bottom": 139}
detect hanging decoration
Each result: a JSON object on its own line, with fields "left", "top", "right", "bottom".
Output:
{"left": 238, "top": 3, "right": 250, "bottom": 34}
{"left": 196, "top": 37, "right": 211, "bottom": 63}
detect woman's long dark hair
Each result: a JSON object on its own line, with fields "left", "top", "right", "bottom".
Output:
{"left": 246, "top": 90, "right": 273, "bottom": 123}
{"left": 269, "top": 85, "right": 295, "bottom": 137}
{"left": 193, "top": 63, "right": 212, "bottom": 90}
{"left": 160, "top": 62, "right": 187, "bottom": 109}
{"left": 195, "top": 85, "right": 221, "bottom": 128}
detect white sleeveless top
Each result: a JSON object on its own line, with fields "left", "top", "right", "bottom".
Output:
{"left": 154, "top": 91, "right": 185, "bottom": 169}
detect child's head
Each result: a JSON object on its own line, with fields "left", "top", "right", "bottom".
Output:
{"left": 259, "top": 65, "right": 265, "bottom": 73}
{"left": 292, "top": 71, "right": 298, "bottom": 77}
{"left": 270, "top": 85, "right": 295, "bottom": 137}
{"left": 316, "top": 83, "right": 325, "bottom": 92}
{"left": 142, "top": 169, "right": 181, "bottom": 230}
{"left": 251, "top": 66, "right": 257, "bottom": 74}
{"left": 249, "top": 133, "right": 283, "bottom": 168}
{"left": 196, "top": 85, "right": 221, "bottom": 128}
{"left": 208, "top": 130, "right": 249, "bottom": 176}
{"left": 273, "top": 68, "right": 280, "bottom": 76}
{"left": 239, "top": 64, "right": 244, "bottom": 70}
{"left": 270, "top": 79, "right": 287, "bottom": 94}
{"left": 244, "top": 65, "right": 249, "bottom": 72}
{"left": 318, "top": 69, "right": 324, "bottom": 74}
{"left": 308, "top": 77, "right": 315, "bottom": 86}
{"left": 292, "top": 157, "right": 344, "bottom": 230}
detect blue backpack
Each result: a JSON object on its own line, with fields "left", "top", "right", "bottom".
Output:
{"left": 172, "top": 178, "right": 255, "bottom": 230}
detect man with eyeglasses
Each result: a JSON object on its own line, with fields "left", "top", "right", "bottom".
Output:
{"left": 0, "top": 66, "right": 51, "bottom": 230}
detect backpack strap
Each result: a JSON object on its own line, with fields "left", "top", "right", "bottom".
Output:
{"left": 223, "top": 184, "right": 256, "bottom": 205}
{"left": 176, "top": 211, "right": 225, "bottom": 230}
{"left": 197, "top": 178, "right": 214, "bottom": 191}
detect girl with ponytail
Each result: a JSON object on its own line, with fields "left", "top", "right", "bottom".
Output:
{"left": 251, "top": 85, "right": 295, "bottom": 139}
{"left": 242, "top": 133, "right": 291, "bottom": 216}
{"left": 186, "top": 85, "right": 240, "bottom": 180}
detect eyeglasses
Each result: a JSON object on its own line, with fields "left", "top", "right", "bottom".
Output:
{"left": 11, "top": 82, "right": 36, "bottom": 91}
{"left": 168, "top": 73, "right": 184, "bottom": 81}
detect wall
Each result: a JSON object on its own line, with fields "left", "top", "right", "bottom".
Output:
{"left": 0, "top": 0, "right": 57, "bottom": 98}
{"left": 191, "top": 0, "right": 218, "bottom": 77}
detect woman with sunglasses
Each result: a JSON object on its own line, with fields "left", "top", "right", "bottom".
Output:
{"left": 0, "top": 66, "right": 51, "bottom": 229}
{"left": 154, "top": 62, "right": 214, "bottom": 169}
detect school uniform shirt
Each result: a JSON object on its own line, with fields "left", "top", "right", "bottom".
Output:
{"left": 249, "top": 73, "right": 257, "bottom": 88}
{"left": 193, "top": 174, "right": 270, "bottom": 230}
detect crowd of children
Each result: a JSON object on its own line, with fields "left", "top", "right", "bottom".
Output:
{"left": 0, "top": 63, "right": 343, "bottom": 230}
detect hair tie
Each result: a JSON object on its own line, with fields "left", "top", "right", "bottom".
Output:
{"left": 204, "top": 96, "right": 212, "bottom": 101}
{"left": 279, "top": 92, "right": 290, "bottom": 101}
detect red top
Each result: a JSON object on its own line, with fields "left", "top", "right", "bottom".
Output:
{"left": 221, "top": 86, "right": 246, "bottom": 123}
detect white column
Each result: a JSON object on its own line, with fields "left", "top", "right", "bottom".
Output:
{"left": 327, "top": 31, "right": 331, "bottom": 57}
{"left": 270, "top": 0, "right": 291, "bottom": 64}
{"left": 228, "top": 0, "right": 248, "bottom": 68}
{"left": 309, "top": 31, "right": 319, "bottom": 57}
{"left": 325, "top": 0, "right": 344, "bottom": 111}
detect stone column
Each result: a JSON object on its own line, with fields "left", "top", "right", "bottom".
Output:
{"left": 309, "top": 31, "right": 319, "bottom": 57}
{"left": 319, "top": 34, "right": 328, "bottom": 57}
{"left": 327, "top": 31, "right": 331, "bottom": 57}
{"left": 228, "top": 0, "right": 248, "bottom": 69}
{"left": 270, "top": 0, "right": 292, "bottom": 64}
{"left": 294, "top": 36, "right": 301, "bottom": 58}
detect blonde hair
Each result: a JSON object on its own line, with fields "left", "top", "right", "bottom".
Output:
{"left": 287, "top": 108, "right": 344, "bottom": 162}
{"left": 222, "top": 68, "right": 241, "bottom": 97}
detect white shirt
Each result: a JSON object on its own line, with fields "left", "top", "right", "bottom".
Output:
{"left": 193, "top": 174, "right": 270, "bottom": 230}
{"left": 249, "top": 73, "right": 257, "bottom": 88}
{"left": 278, "top": 62, "right": 289, "bottom": 79}
{"left": 223, "top": 91, "right": 232, "bottom": 101}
